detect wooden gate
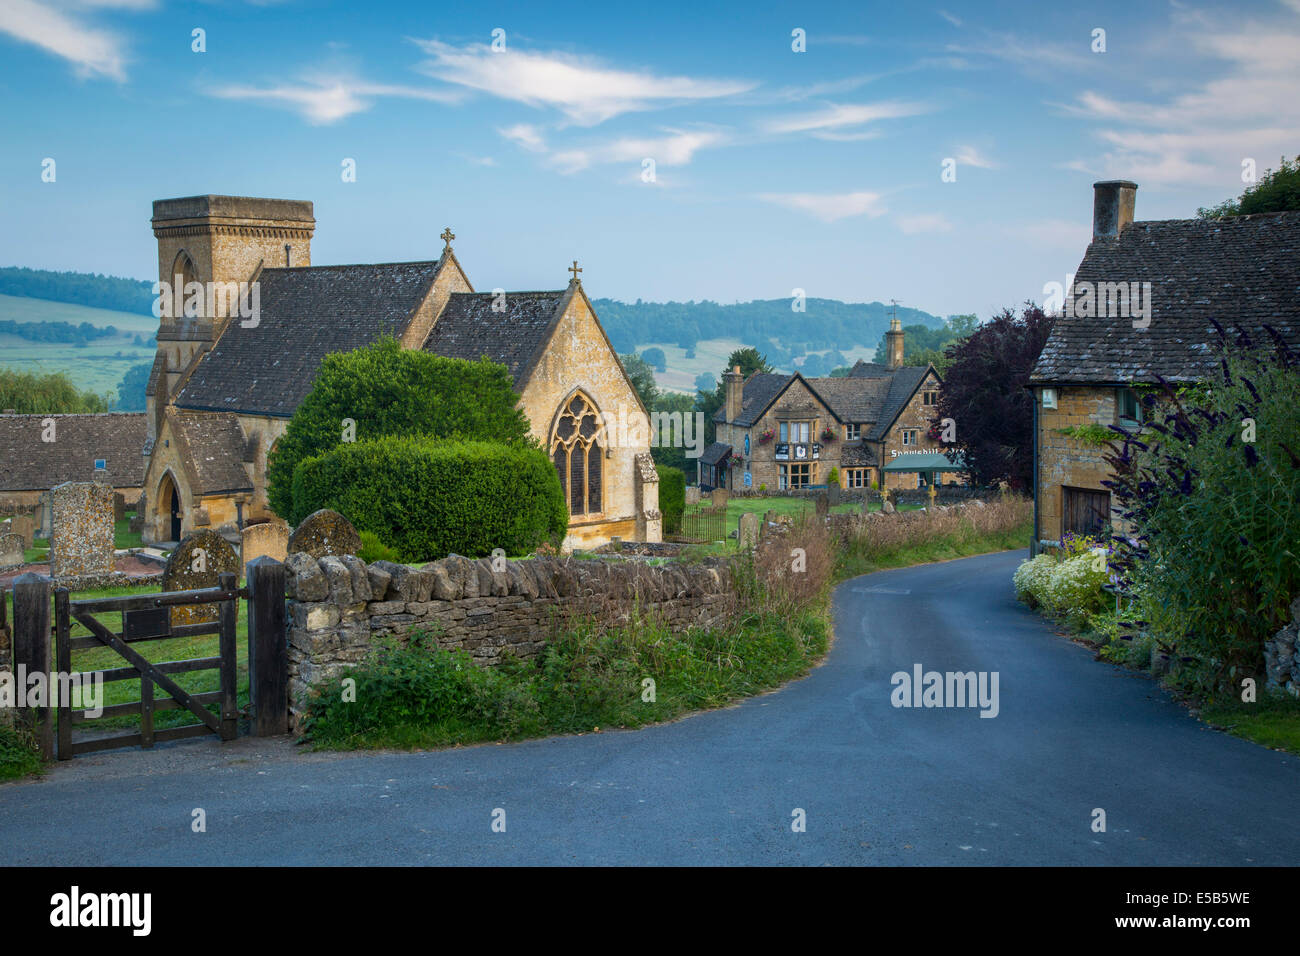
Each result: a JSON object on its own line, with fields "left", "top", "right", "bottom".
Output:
{"left": 53, "top": 573, "right": 240, "bottom": 758}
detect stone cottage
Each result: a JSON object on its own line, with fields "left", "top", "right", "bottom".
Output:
{"left": 141, "top": 194, "right": 658, "bottom": 551}
{"left": 1028, "top": 180, "right": 1300, "bottom": 545}
{"left": 0, "top": 412, "right": 146, "bottom": 516}
{"left": 703, "top": 321, "right": 960, "bottom": 492}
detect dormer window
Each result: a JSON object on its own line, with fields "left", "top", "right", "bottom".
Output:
{"left": 845, "top": 424, "right": 861, "bottom": 440}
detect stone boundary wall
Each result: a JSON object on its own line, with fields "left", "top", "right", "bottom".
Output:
{"left": 1264, "top": 597, "right": 1300, "bottom": 697}
{"left": 285, "top": 552, "right": 733, "bottom": 730}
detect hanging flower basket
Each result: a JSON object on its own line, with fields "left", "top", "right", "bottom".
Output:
{"left": 728, "top": 452, "right": 745, "bottom": 466}
{"left": 758, "top": 428, "right": 775, "bottom": 444}
{"left": 820, "top": 426, "right": 836, "bottom": 442}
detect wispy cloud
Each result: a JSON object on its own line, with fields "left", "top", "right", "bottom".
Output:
{"left": 412, "top": 38, "right": 754, "bottom": 125}
{"left": 938, "top": 9, "right": 962, "bottom": 28}
{"left": 1061, "top": 9, "right": 1300, "bottom": 186}
{"left": 0, "top": 0, "right": 138, "bottom": 81}
{"left": 210, "top": 74, "right": 460, "bottom": 124}
{"left": 954, "top": 145, "right": 998, "bottom": 169}
{"left": 499, "top": 123, "right": 548, "bottom": 152}
{"left": 758, "top": 190, "right": 887, "bottom": 222}
{"left": 765, "top": 100, "right": 928, "bottom": 140}
{"left": 548, "top": 129, "right": 729, "bottom": 174}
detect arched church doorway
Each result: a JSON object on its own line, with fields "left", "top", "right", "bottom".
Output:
{"left": 159, "top": 473, "right": 182, "bottom": 542}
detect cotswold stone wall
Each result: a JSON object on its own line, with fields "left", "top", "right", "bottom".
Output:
{"left": 1264, "top": 598, "right": 1300, "bottom": 697}
{"left": 284, "top": 552, "right": 733, "bottom": 729}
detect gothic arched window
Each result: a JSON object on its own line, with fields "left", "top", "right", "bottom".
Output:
{"left": 551, "top": 393, "right": 603, "bottom": 516}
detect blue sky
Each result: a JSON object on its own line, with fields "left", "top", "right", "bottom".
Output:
{"left": 1, "top": 0, "right": 1297, "bottom": 320}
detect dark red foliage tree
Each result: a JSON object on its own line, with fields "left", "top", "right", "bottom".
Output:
{"left": 933, "top": 303, "right": 1055, "bottom": 490}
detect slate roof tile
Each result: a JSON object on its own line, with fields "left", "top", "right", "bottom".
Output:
{"left": 422, "top": 290, "right": 565, "bottom": 386}
{"left": 0, "top": 413, "right": 147, "bottom": 491}
{"left": 1031, "top": 211, "right": 1300, "bottom": 384}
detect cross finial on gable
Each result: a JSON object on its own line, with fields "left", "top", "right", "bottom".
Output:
{"left": 440, "top": 227, "right": 455, "bottom": 250}
{"left": 569, "top": 260, "right": 582, "bottom": 283}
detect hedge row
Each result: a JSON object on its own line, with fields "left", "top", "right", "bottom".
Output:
{"left": 657, "top": 465, "right": 685, "bottom": 534}
{"left": 292, "top": 437, "right": 568, "bottom": 561}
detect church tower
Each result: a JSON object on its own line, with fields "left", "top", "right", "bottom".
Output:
{"left": 146, "top": 196, "right": 315, "bottom": 443}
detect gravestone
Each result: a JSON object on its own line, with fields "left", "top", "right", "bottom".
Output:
{"left": 685, "top": 486, "right": 701, "bottom": 506}
{"left": 765, "top": 509, "right": 777, "bottom": 525}
{"left": 738, "top": 513, "right": 760, "bottom": 550}
{"left": 50, "top": 481, "right": 115, "bottom": 579}
{"left": 712, "top": 488, "right": 729, "bottom": 510}
{"left": 882, "top": 496, "right": 896, "bottom": 515}
{"left": 113, "top": 492, "right": 126, "bottom": 522}
{"left": 287, "top": 509, "right": 361, "bottom": 559}
{"left": 815, "top": 492, "right": 829, "bottom": 517}
{"left": 162, "top": 530, "right": 240, "bottom": 625}
{"left": 0, "top": 533, "right": 23, "bottom": 570}
{"left": 10, "top": 513, "right": 35, "bottom": 549}
{"left": 827, "top": 484, "right": 841, "bottom": 506}
{"left": 241, "top": 519, "right": 289, "bottom": 574}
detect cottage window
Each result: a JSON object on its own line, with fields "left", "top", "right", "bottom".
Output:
{"left": 901, "top": 429, "right": 918, "bottom": 446}
{"left": 845, "top": 424, "right": 861, "bottom": 440}
{"left": 780, "top": 421, "right": 811, "bottom": 443}
{"left": 551, "top": 392, "right": 603, "bottom": 516}
{"left": 1116, "top": 388, "right": 1142, "bottom": 424}
{"left": 845, "top": 468, "right": 869, "bottom": 488}
{"left": 922, "top": 391, "right": 938, "bottom": 406}
{"left": 779, "top": 462, "right": 812, "bottom": 489}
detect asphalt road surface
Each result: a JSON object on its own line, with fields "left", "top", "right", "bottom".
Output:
{"left": 3, "top": 549, "right": 1297, "bottom": 865}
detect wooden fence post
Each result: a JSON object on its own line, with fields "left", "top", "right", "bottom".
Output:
{"left": 246, "top": 556, "right": 287, "bottom": 736}
{"left": 12, "top": 573, "right": 53, "bottom": 759}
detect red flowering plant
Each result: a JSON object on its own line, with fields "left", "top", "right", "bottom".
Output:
{"left": 820, "top": 425, "right": 836, "bottom": 442}
{"left": 758, "top": 428, "right": 775, "bottom": 444}
{"left": 728, "top": 452, "right": 745, "bottom": 466}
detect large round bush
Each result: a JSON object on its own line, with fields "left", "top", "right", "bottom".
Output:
{"left": 291, "top": 437, "right": 567, "bottom": 560}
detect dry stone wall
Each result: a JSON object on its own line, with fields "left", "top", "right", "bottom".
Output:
{"left": 284, "top": 552, "right": 733, "bottom": 729}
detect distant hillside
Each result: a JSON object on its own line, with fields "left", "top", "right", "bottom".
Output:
{"left": 0, "top": 265, "right": 956, "bottom": 374}
{"left": 0, "top": 266, "right": 154, "bottom": 315}
{"left": 592, "top": 297, "right": 945, "bottom": 359}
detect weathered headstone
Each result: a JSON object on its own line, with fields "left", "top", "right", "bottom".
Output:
{"left": 50, "top": 481, "right": 115, "bottom": 579}
{"left": 287, "top": 509, "right": 362, "bottom": 559}
{"left": 712, "top": 488, "right": 729, "bottom": 510}
{"left": 815, "top": 492, "right": 829, "bottom": 517}
{"left": 242, "top": 519, "right": 289, "bottom": 574}
{"left": 827, "top": 484, "right": 841, "bottom": 506}
{"left": 882, "top": 496, "right": 896, "bottom": 515}
{"left": 10, "top": 513, "right": 35, "bottom": 549}
{"left": 162, "top": 530, "right": 240, "bottom": 625}
{"left": 0, "top": 533, "right": 24, "bottom": 570}
{"left": 685, "top": 486, "right": 701, "bottom": 506}
{"left": 765, "top": 509, "right": 777, "bottom": 524}
{"left": 112, "top": 492, "right": 126, "bottom": 522}
{"left": 738, "top": 513, "right": 760, "bottom": 550}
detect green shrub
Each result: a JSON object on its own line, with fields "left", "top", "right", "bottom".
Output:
{"left": 657, "top": 465, "right": 686, "bottom": 534}
{"left": 267, "top": 337, "right": 533, "bottom": 520}
{"left": 292, "top": 436, "right": 567, "bottom": 560}
{"left": 827, "top": 466, "right": 840, "bottom": 486}
{"left": 1106, "top": 332, "right": 1300, "bottom": 697}
{"left": 358, "top": 530, "right": 402, "bottom": 565}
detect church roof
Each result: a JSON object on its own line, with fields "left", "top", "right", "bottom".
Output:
{"left": 0, "top": 413, "right": 146, "bottom": 491}
{"left": 168, "top": 410, "right": 253, "bottom": 495}
{"left": 422, "top": 290, "right": 566, "bottom": 386}
{"left": 175, "top": 261, "right": 443, "bottom": 417}
{"left": 1031, "top": 211, "right": 1300, "bottom": 385}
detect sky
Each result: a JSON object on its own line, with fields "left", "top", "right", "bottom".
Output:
{"left": 0, "top": 0, "right": 1298, "bottom": 320}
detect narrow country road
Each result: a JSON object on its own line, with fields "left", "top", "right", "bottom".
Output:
{"left": 2, "top": 550, "right": 1297, "bottom": 865}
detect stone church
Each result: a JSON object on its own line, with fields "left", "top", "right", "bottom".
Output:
{"left": 141, "top": 195, "right": 659, "bottom": 551}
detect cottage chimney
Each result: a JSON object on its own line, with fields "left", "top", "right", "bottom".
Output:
{"left": 723, "top": 365, "right": 744, "bottom": 422}
{"left": 1092, "top": 180, "right": 1138, "bottom": 241}
{"left": 886, "top": 318, "right": 904, "bottom": 369}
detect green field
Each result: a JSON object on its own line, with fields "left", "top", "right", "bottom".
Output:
{"left": 0, "top": 293, "right": 154, "bottom": 399}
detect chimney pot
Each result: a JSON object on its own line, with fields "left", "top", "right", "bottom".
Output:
{"left": 724, "top": 366, "right": 745, "bottom": 422}
{"left": 1093, "top": 180, "right": 1138, "bottom": 241}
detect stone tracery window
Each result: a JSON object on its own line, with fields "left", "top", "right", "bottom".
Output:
{"left": 551, "top": 393, "right": 603, "bottom": 516}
